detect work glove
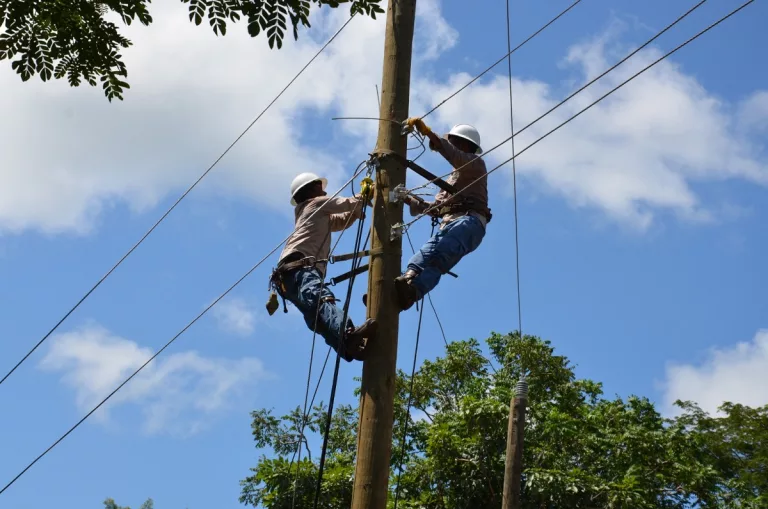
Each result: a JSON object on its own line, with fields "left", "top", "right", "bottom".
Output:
{"left": 404, "top": 117, "right": 431, "bottom": 136}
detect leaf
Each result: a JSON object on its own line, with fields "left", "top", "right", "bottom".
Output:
{"left": 187, "top": 0, "right": 208, "bottom": 25}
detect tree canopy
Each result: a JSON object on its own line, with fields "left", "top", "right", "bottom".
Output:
{"left": 0, "top": 0, "right": 384, "bottom": 100}
{"left": 239, "top": 332, "right": 768, "bottom": 509}
{"left": 104, "top": 497, "right": 154, "bottom": 509}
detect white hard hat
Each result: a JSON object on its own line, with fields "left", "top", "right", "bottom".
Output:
{"left": 448, "top": 124, "right": 482, "bottom": 154}
{"left": 290, "top": 172, "right": 327, "bottom": 205}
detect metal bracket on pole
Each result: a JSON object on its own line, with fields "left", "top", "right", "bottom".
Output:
{"left": 382, "top": 151, "right": 457, "bottom": 195}
{"left": 368, "top": 153, "right": 382, "bottom": 172}
{"left": 390, "top": 223, "right": 406, "bottom": 242}
{"left": 330, "top": 263, "right": 370, "bottom": 286}
{"left": 330, "top": 248, "right": 382, "bottom": 264}
{"left": 389, "top": 183, "right": 408, "bottom": 203}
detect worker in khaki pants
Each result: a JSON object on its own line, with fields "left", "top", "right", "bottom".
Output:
{"left": 271, "top": 172, "right": 377, "bottom": 362}
{"left": 396, "top": 119, "right": 492, "bottom": 311}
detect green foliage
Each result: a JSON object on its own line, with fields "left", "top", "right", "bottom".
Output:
{"left": 0, "top": 0, "right": 384, "bottom": 100}
{"left": 239, "top": 402, "right": 357, "bottom": 508}
{"left": 103, "top": 498, "right": 154, "bottom": 509}
{"left": 240, "top": 332, "right": 768, "bottom": 509}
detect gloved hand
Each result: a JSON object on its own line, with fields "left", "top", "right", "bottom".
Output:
{"left": 404, "top": 117, "right": 431, "bottom": 136}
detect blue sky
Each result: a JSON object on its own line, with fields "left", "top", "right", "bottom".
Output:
{"left": 0, "top": 0, "right": 766, "bottom": 507}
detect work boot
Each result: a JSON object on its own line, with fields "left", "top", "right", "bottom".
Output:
{"left": 343, "top": 319, "right": 378, "bottom": 362}
{"left": 394, "top": 271, "right": 420, "bottom": 311}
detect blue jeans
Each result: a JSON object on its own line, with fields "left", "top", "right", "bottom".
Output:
{"left": 406, "top": 214, "right": 486, "bottom": 297}
{"left": 279, "top": 267, "right": 352, "bottom": 352}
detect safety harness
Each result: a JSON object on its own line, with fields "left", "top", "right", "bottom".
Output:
{"left": 436, "top": 196, "right": 493, "bottom": 224}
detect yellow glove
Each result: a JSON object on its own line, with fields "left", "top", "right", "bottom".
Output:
{"left": 404, "top": 117, "right": 431, "bottom": 136}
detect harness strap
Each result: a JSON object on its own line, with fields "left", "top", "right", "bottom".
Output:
{"left": 437, "top": 198, "right": 492, "bottom": 223}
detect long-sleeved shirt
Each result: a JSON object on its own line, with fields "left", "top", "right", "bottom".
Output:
{"left": 279, "top": 195, "right": 363, "bottom": 275}
{"left": 408, "top": 135, "right": 489, "bottom": 228}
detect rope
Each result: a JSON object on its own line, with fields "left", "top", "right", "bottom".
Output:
{"left": 420, "top": 0, "right": 584, "bottom": 119}
{"left": 403, "top": 229, "right": 497, "bottom": 374}
{"left": 0, "top": 14, "right": 357, "bottom": 390}
{"left": 293, "top": 228, "right": 372, "bottom": 459}
{"left": 392, "top": 296, "right": 425, "bottom": 509}
{"left": 402, "top": 0, "right": 727, "bottom": 228}
{"left": 312, "top": 192, "right": 370, "bottom": 509}
{"left": 505, "top": 0, "right": 524, "bottom": 366}
{"left": 0, "top": 164, "right": 369, "bottom": 498}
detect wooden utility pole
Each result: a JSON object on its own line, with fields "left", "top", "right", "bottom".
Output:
{"left": 351, "top": 0, "right": 417, "bottom": 508}
{"left": 502, "top": 377, "right": 529, "bottom": 509}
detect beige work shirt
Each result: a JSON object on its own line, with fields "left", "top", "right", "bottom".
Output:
{"left": 408, "top": 135, "right": 489, "bottom": 228}
{"left": 279, "top": 195, "right": 364, "bottom": 275}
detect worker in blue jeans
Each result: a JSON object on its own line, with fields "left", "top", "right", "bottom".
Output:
{"left": 395, "top": 118, "right": 492, "bottom": 311}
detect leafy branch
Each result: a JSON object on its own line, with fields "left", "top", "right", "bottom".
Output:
{"left": 0, "top": 0, "right": 384, "bottom": 100}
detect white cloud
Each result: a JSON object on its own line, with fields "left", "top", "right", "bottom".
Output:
{"left": 0, "top": 5, "right": 765, "bottom": 234}
{"left": 661, "top": 329, "right": 768, "bottom": 416}
{"left": 0, "top": 3, "right": 396, "bottom": 234}
{"left": 414, "top": 29, "right": 768, "bottom": 230}
{"left": 212, "top": 298, "right": 257, "bottom": 336}
{"left": 738, "top": 90, "right": 768, "bottom": 132}
{"left": 39, "top": 324, "right": 269, "bottom": 436}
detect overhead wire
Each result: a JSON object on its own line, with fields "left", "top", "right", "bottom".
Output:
{"left": 0, "top": 14, "right": 357, "bottom": 389}
{"left": 420, "top": 0, "right": 585, "bottom": 119}
{"left": 0, "top": 163, "right": 370, "bottom": 497}
{"left": 392, "top": 295, "right": 425, "bottom": 509}
{"left": 505, "top": 0, "right": 524, "bottom": 360}
{"left": 404, "top": 0, "right": 754, "bottom": 230}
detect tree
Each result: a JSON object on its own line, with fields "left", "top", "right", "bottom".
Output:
{"left": 0, "top": 0, "right": 384, "bottom": 100}
{"left": 239, "top": 332, "right": 768, "bottom": 508}
{"left": 104, "top": 497, "right": 154, "bottom": 509}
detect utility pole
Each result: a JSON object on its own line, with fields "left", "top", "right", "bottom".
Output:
{"left": 351, "top": 0, "right": 417, "bottom": 508}
{"left": 502, "top": 377, "right": 529, "bottom": 509}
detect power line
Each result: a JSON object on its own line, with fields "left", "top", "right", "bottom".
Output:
{"left": 404, "top": 0, "right": 714, "bottom": 221}
{"left": 420, "top": 0, "right": 585, "bottom": 119}
{"left": 392, "top": 296, "right": 425, "bottom": 509}
{"left": 0, "top": 165, "right": 369, "bottom": 497}
{"left": 0, "top": 14, "right": 357, "bottom": 389}
{"left": 504, "top": 0, "right": 524, "bottom": 352}
{"left": 408, "top": 0, "right": 755, "bottom": 230}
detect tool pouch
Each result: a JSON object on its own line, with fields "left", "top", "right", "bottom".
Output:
{"left": 266, "top": 292, "right": 280, "bottom": 316}
{"left": 267, "top": 268, "right": 289, "bottom": 315}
